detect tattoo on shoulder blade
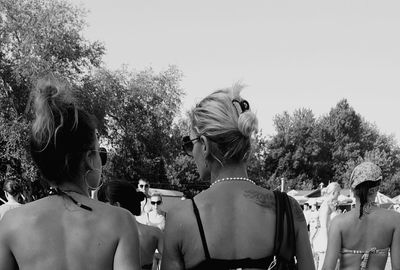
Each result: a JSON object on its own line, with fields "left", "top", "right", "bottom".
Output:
{"left": 243, "top": 190, "right": 275, "bottom": 210}
{"left": 289, "top": 197, "right": 306, "bottom": 223}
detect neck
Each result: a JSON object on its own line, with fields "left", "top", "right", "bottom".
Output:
{"left": 210, "top": 162, "right": 248, "bottom": 184}
{"left": 57, "top": 182, "right": 89, "bottom": 197}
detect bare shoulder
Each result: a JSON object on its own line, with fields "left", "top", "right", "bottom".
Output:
{"left": 166, "top": 198, "right": 195, "bottom": 222}
{"left": 242, "top": 186, "right": 275, "bottom": 210}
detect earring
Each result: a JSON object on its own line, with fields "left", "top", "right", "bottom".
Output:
{"left": 84, "top": 169, "right": 103, "bottom": 190}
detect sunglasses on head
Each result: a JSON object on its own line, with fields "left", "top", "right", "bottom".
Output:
{"left": 151, "top": 200, "right": 162, "bottom": 205}
{"left": 182, "top": 136, "right": 200, "bottom": 156}
{"left": 139, "top": 184, "right": 149, "bottom": 189}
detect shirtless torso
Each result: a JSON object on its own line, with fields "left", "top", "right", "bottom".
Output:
{"left": 0, "top": 194, "right": 141, "bottom": 270}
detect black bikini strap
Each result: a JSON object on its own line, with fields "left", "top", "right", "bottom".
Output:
{"left": 190, "top": 198, "right": 211, "bottom": 260}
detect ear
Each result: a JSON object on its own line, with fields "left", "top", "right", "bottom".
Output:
{"left": 84, "top": 150, "right": 96, "bottom": 170}
{"left": 200, "top": 135, "right": 211, "bottom": 158}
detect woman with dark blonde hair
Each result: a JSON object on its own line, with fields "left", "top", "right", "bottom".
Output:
{"left": 0, "top": 76, "right": 140, "bottom": 270}
{"left": 162, "top": 84, "right": 314, "bottom": 270}
{"left": 323, "top": 162, "right": 400, "bottom": 270}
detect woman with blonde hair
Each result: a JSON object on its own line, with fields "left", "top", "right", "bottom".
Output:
{"left": 0, "top": 76, "right": 140, "bottom": 270}
{"left": 162, "top": 84, "right": 314, "bottom": 270}
{"left": 312, "top": 182, "right": 341, "bottom": 270}
{"left": 323, "top": 162, "right": 400, "bottom": 270}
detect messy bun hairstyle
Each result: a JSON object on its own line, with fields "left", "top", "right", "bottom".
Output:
{"left": 30, "top": 76, "right": 97, "bottom": 185}
{"left": 190, "top": 83, "right": 258, "bottom": 164}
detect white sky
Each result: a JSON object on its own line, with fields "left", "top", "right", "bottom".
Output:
{"left": 71, "top": 0, "right": 400, "bottom": 142}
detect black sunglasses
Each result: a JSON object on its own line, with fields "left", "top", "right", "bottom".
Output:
{"left": 139, "top": 184, "right": 149, "bottom": 189}
{"left": 88, "top": 148, "right": 107, "bottom": 166}
{"left": 98, "top": 147, "right": 107, "bottom": 166}
{"left": 182, "top": 136, "right": 200, "bottom": 156}
{"left": 151, "top": 200, "right": 162, "bottom": 205}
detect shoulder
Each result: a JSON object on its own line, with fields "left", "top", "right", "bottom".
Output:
{"left": 241, "top": 186, "right": 276, "bottom": 210}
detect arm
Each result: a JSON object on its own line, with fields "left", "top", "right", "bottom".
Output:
{"left": 157, "top": 229, "right": 164, "bottom": 255}
{"left": 160, "top": 210, "right": 185, "bottom": 270}
{"left": 0, "top": 218, "right": 18, "bottom": 270}
{"left": 289, "top": 198, "right": 316, "bottom": 270}
{"left": 322, "top": 217, "right": 341, "bottom": 270}
{"left": 391, "top": 215, "right": 400, "bottom": 270}
{"left": 113, "top": 211, "right": 141, "bottom": 270}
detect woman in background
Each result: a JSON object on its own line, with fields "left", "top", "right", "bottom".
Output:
{"left": 0, "top": 180, "right": 23, "bottom": 220}
{"left": 323, "top": 162, "right": 400, "bottom": 270}
{"left": 0, "top": 76, "right": 140, "bottom": 270}
{"left": 147, "top": 193, "right": 166, "bottom": 231}
{"left": 162, "top": 84, "right": 314, "bottom": 270}
{"left": 312, "top": 182, "right": 341, "bottom": 270}
{"left": 98, "top": 179, "right": 163, "bottom": 270}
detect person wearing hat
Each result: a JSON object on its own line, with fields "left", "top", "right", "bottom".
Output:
{"left": 322, "top": 161, "right": 400, "bottom": 270}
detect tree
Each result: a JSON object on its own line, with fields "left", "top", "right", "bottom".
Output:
{"left": 0, "top": 0, "right": 104, "bottom": 199}
{"left": 78, "top": 66, "right": 185, "bottom": 187}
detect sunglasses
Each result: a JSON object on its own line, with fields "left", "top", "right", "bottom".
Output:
{"left": 182, "top": 136, "right": 200, "bottom": 156}
{"left": 89, "top": 147, "right": 107, "bottom": 166}
{"left": 139, "top": 184, "right": 149, "bottom": 189}
{"left": 151, "top": 200, "right": 162, "bottom": 205}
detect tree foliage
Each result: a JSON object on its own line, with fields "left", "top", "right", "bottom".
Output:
{"left": 265, "top": 99, "right": 400, "bottom": 196}
{"left": 0, "top": 0, "right": 104, "bottom": 200}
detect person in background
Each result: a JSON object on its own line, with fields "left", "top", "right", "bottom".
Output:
{"left": 0, "top": 76, "right": 140, "bottom": 270}
{"left": 136, "top": 179, "right": 152, "bottom": 224}
{"left": 309, "top": 200, "right": 319, "bottom": 242}
{"left": 147, "top": 193, "right": 167, "bottom": 231}
{"left": 162, "top": 84, "right": 314, "bottom": 270}
{"left": 323, "top": 162, "right": 400, "bottom": 270}
{"left": 303, "top": 203, "right": 311, "bottom": 231}
{"left": 0, "top": 180, "right": 23, "bottom": 220}
{"left": 98, "top": 179, "right": 163, "bottom": 270}
{"left": 312, "top": 182, "right": 341, "bottom": 270}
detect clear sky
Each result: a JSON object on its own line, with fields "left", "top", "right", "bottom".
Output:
{"left": 71, "top": 0, "right": 400, "bottom": 142}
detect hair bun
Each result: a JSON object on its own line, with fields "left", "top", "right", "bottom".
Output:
{"left": 32, "top": 76, "right": 76, "bottom": 148}
{"left": 238, "top": 111, "right": 258, "bottom": 138}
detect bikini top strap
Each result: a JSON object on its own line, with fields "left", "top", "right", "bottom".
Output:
{"left": 191, "top": 198, "right": 211, "bottom": 260}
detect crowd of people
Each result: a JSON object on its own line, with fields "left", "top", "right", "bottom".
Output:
{"left": 0, "top": 75, "right": 399, "bottom": 270}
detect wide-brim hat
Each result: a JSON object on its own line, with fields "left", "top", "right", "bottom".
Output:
{"left": 350, "top": 161, "right": 382, "bottom": 189}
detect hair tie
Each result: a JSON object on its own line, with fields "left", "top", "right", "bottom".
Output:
{"left": 232, "top": 99, "right": 250, "bottom": 114}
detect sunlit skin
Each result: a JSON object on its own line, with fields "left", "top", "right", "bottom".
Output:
{"left": 161, "top": 131, "right": 315, "bottom": 270}
{"left": 0, "top": 137, "right": 141, "bottom": 270}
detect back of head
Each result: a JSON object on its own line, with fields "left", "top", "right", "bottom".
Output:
{"left": 3, "top": 180, "right": 22, "bottom": 198}
{"left": 30, "top": 75, "right": 97, "bottom": 185}
{"left": 324, "top": 182, "right": 340, "bottom": 196}
{"left": 98, "top": 180, "right": 144, "bottom": 215}
{"left": 189, "top": 83, "right": 258, "bottom": 164}
{"left": 350, "top": 162, "right": 382, "bottom": 218}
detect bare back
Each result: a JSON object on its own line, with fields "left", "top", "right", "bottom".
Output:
{"left": 0, "top": 195, "right": 140, "bottom": 270}
{"left": 324, "top": 207, "right": 400, "bottom": 270}
{"left": 161, "top": 182, "right": 314, "bottom": 270}
{"left": 340, "top": 208, "right": 399, "bottom": 269}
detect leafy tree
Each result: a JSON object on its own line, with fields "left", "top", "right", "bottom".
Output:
{"left": 78, "top": 66, "right": 184, "bottom": 187}
{"left": 0, "top": 0, "right": 104, "bottom": 199}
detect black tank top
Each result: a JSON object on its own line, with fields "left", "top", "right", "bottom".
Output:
{"left": 188, "top": 198, "right": 274, "bottom": 270}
